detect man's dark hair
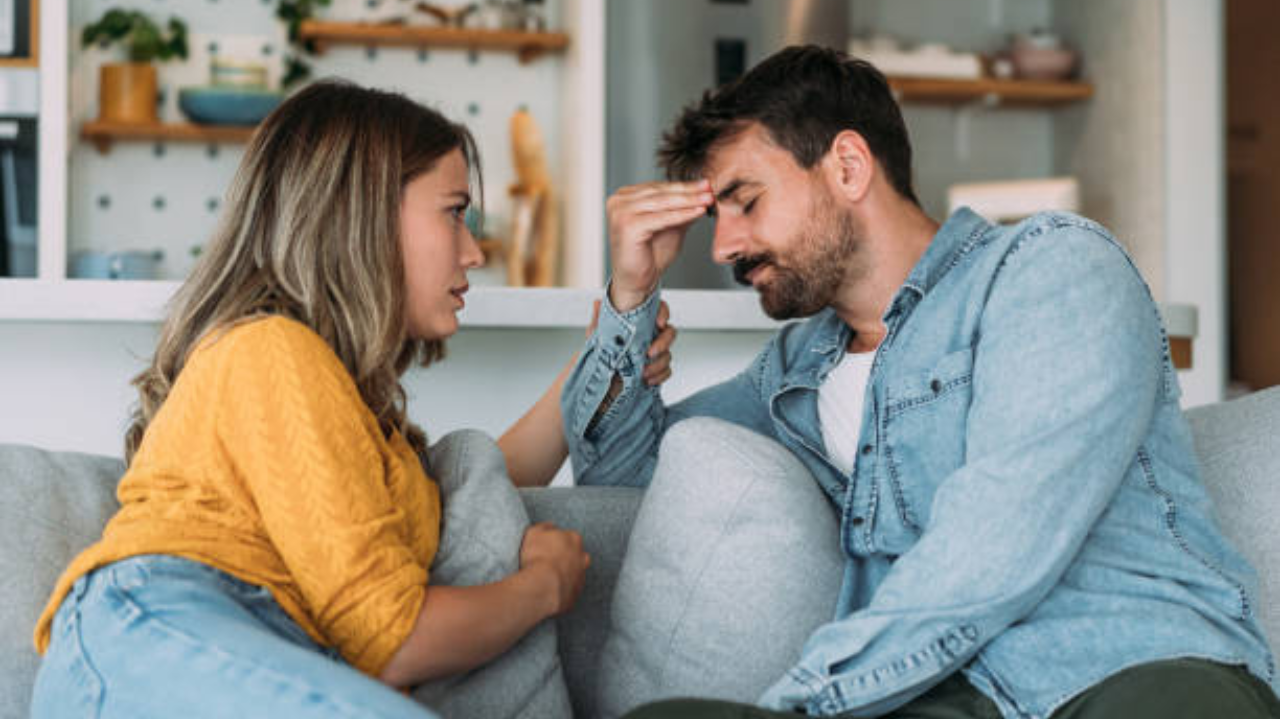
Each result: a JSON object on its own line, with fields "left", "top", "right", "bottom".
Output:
{"left": 658, "top": 45, "right": 918, "bottom": 205}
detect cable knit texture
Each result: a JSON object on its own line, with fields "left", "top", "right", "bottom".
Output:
{"left": 33, "top": 316, "right": 441, "bottom": 677}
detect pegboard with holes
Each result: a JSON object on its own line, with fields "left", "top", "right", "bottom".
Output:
{"left": 68, "top": 0, "right": 565, "bottom": 285}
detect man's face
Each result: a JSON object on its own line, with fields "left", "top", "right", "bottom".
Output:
{"left": 704, "top": 125, "right": 865, "bottom": 320}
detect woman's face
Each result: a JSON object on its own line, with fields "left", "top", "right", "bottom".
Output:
{"left": 401, "top": 148, "right": 484, "bottom": 340}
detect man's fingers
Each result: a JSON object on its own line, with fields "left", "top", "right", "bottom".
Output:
{"left": 620, "top": 206, "right": 710, "bottom": 240}
{"left": 614, "top": 179, "right": 710, "bottom": 198}
{"left": 622, "top": 189, "right": 714, "bottom": 216}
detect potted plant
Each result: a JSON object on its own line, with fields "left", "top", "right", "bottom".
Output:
{"left": 276, "top": 0, "right": 331, "bottom": 88}
{"left": 83, "top": 9, "right": 189, "bottom": 124}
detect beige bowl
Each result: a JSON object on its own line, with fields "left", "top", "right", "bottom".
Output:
{"left": 1010, "top": 43, "right": 1078, "bottom": 81}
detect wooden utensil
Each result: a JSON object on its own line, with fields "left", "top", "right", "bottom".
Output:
{"left": 507, "top": 108, "right": 559, "bottom": 286}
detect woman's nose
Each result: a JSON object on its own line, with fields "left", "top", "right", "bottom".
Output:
{"left": 461, "top": 228, "right": 485, "bottom": 269}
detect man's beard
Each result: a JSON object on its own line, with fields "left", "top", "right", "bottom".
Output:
{"left": 732, "top": 197, "right": 862, "bottom": 320}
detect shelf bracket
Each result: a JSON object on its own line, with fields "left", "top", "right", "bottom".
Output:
{"left": 517, "top": 45, "right": 546, "bottom": 64}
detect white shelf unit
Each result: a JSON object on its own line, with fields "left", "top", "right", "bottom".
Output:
{"left": 2, "top": 0, "right": 608, "bottom": 327}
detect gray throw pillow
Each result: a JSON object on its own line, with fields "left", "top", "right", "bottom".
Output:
{"left": 597, "top": 417, "right": 845, "bottom": 719}
{"left": 411, "top": 429, "right": 574, "bottom": 719}
{"left": 1185, "top": 386, "right": 1280, "bottom": 650}
{"left": 0, "top": 444, "right": 124, "bottom": 719}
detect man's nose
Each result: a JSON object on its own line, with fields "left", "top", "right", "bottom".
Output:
{"left": 711, "top": 214, "right": 745, "bottom": 265}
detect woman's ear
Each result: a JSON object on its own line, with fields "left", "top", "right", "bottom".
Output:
{"left": 823, "top": 130, "right": 873, "bottom": 203}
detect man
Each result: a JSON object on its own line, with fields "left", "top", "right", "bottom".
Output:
{"left": 560, "top": 46, "right": 1279, "bottom": 718}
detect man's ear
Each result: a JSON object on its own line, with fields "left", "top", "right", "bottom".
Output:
{"left": 823, "top": 130, "right": 873, "bottom": 203}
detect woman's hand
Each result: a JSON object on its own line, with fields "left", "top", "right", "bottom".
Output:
{"left": 382, "top": 522, "right": 590, "bottom": 687}
{"left": 520, "top": 522, "right": 590, "bottom": 616}
{"left": 644, "top": 301, "right": 677, "bottom": 387}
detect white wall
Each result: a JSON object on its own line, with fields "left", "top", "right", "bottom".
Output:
{"left": 1163, "top": 0, "right": 1227, "bottom": 406}
{"left": 850, "top": 0, "right": 1058, "bottom": 218}
{"left": 1053, "top": 0, "right": 1167, "bottom": 301}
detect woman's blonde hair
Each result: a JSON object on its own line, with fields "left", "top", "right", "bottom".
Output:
{"left": 125, "top": 80, "right": 480, "bottom": 462}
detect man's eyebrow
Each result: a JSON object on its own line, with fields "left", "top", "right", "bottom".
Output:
{"left": 715, "top": 179, "right": 757, "bottom": 204}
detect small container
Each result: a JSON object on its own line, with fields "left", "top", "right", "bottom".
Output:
{"left": 70, "top": 249, "right": 164, "bottom": 280}
{"left": 210, "top": 58, "right": 268, "bottom": 90}
{"left": 520, "top": 0, "right": 547, "bottom": 31}
{"left": 1009, "top": 29, "right": 1078, "bottom": 81}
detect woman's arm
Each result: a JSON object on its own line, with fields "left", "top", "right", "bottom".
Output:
{"left": 498, "top": 301, "right": 676, "bottom": 487}
{"left": 379, "top": 522, "right": 589, "bottom": 688}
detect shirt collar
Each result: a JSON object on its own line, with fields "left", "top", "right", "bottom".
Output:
{"left": 899, "top": 207, "right": 992, "bottom": 301}
{"left": 787, "top": 208, "right": 993, "bottom": 380}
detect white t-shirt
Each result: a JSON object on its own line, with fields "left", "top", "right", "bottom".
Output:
{"left": 818, "top": 350, "right": 876, "bottom": 476}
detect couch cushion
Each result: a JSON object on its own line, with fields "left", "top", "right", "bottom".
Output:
{"left": 596, "top": 418, "right": 845, "bottom": 719}
{"left": 0, "top": 440, "right": 641, "bottom": 719}
{"left": 523, "top": 485, "right": 644, "bottom": 719}
{"left": 0, "top": 444, "right": 124, "bottom": 719}
{"left": 1185, "top": 386, "right": 1280, "bottom": 651}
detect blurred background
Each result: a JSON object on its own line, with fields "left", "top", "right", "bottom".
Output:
{"left": 0, "top": 0, "right": 1273, "bottom": 467}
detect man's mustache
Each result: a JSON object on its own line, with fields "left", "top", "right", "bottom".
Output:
{"left": 732, "top": 254, "right": 774, "bottom": 286}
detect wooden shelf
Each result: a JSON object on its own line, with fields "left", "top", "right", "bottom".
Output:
{"left": 81, "top": 120, "right": 256, "bottom": 153}
{"left": 297, "top": 21, "right": 569, "bottom": 63}
{"left": 887, "top": 76, "right": 1093, "bottom": 106}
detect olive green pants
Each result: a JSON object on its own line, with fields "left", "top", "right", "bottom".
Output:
{"left": 621, "top": 659, "right": 1280, "bottom": 719}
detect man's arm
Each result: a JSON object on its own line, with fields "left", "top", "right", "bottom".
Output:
{"left": 561, "top": 286, "right": 777, "bottom": 487}
{"left": 761, "top": 225, "right": 1167, "bottom": 715}
{"left": 498, "top": 302, "right": 676, "bottom": 488}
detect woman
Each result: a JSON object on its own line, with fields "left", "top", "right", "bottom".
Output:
{"left": 30, "top": 80, "right": 675, "bottom": 718}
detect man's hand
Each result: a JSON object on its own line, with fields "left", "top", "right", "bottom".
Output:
{"left": 606, "top": 180, "right": 714, "bottom": 311}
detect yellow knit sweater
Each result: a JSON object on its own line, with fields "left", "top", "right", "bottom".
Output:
{"left": 33, "top": 316, "right": 441, "bottom": 677}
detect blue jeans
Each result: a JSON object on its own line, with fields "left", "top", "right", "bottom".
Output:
{"left": 31, "top": 554, "right": 436, "bottom": 719}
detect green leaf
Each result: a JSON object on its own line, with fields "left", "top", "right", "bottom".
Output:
{"left": 82, "top": 8, "right": 189, "bottom": 64}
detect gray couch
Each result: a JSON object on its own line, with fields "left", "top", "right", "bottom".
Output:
{"left": 2, "top": 387, "right": 1278, "bottom": 719}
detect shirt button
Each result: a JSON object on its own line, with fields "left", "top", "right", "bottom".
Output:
{"left": 861, "top": 444, "right": 873, "bottom": 456}
{"left": 614, "top": 335, "right": 625, "bottom": 347}
{"left": 930, "top": 378, "right": 943, "bottom": 393}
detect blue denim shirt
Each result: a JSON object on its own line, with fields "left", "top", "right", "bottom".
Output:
{"left": 561, "top": 209, "right": 1277, "bottom": 718}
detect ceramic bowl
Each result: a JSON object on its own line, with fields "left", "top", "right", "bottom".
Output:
{"left": 178, "top": 86, "right": 284, "bottom": 126}
{"left": 1009, "top": 42, "right": 1078, "bottom": 81}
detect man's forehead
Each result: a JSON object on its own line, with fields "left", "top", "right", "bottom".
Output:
{"left": 703, "top": 125, "right": 792, "bottom": 191}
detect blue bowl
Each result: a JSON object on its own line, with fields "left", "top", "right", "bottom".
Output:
{"left": 178, "top": 86, "right": 284, "bottom": 126}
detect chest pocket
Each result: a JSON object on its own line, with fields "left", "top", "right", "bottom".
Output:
{"left": 880, "top": 346, "right": 975, "bottom": 534}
